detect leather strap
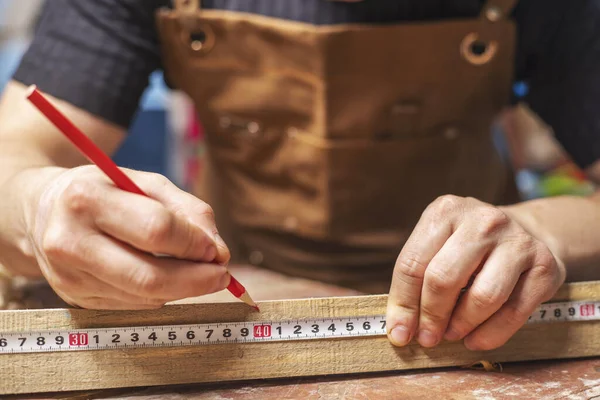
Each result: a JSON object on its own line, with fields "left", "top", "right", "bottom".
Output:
{"left": 172, "top": 0, "right": 200, "bottom": 13}
{"left": 481, "top": 0, "right": 519, "bottom": 20}
{"left": 171, "top": 0, "right": 202, "bottom": 31}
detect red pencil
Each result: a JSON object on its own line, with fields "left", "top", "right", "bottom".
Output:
{"left": 26, "top": 85, "right": 259, "bottom": 311}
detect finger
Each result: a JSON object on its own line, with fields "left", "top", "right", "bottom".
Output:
{"left": 463, "top": 257, "right": 561, "bottom": 351}
{"left": 417, "top": 225, "right": 491, "bottom": 348}
{"left": 87, "top": 187, "right": 218, "bottom": 262}
{"left": 68, "top": 233, "right": 230, "bottom": 301}
{"left": 51, "top": 268, "right": 169, "bottom": 308}
{"left": 387, "top": 198, "right": 459, "bottom": 347}
{"left": 443, "top": 242, "right": 529, "bottom": 342}
{"left": 133, "top": 171, "right": 230, "bottom": 264}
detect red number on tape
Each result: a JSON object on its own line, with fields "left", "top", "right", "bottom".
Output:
{"left": 580, "top": 304, "right": 595, "bottom": 317}
{"left": 253, "top": 325, "right": 272, "bottom": 338}
{"left": 69, "top": 333, "right": 89, "bottom": 346}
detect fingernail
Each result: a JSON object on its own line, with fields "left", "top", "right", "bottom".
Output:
{"left": 214, "top": 233, "right": 231, "bottom": 266}
{"left": 444, "top": 328, "right": 462, "bottom": 342}
{"left": 390, "top": 325, "right": 411, "bottom": 346}
{"left": 417, "top": 329, "right": 438, "bottom": 348}
{"left": 214, "top": 233, "right": 227, "bottom": 249}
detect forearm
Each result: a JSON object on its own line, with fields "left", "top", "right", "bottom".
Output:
{"left": 0, "top": 81, "right": 125, "bottom": 277}
{"left": 0, "top": 114, "right": 62, "bottom": 277}
{"left": 502, "top": 193, "right": 600, "bottom": 282}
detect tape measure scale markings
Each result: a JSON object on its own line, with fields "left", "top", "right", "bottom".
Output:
{"left": 0, "top": 315, "right": 388, "bottom": 354}
{"left": 1, "top": 301, "right": 599, "bottom": 354}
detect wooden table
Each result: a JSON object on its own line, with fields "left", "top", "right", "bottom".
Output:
{"left": 3, "top": 265, "right": 600, "bottom": 400}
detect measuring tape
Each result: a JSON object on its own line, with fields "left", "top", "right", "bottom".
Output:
{"left": 2, "top": 300, "right": 599, "bottom": 354}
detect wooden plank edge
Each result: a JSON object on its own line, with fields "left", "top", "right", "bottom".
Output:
{"left": 2, "top": 321, "right": 600, "bottom": 395}
{"left": 2, "top": 280, "right": 599, "bottom": 332}
{"left": 1, "top": 280, "right": 599, "bottom": 394}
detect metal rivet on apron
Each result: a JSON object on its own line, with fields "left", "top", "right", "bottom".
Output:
{"left": 444, "top": 127, "right": 460, "bottom": 140}
{"left": 284, "top": 216, "right": 299, "bottom": 231}
{"left": 191, "top": 37, "right": 204, "bottom": 51}
{"left": 287, "top": 127, "right": 299, "bottom": 138}
{"left": 460, "top": 33, "right": 498, "bottom": 66}
{"left": 218, "top": 116, "right": 261, "bottom": 137}
{"left": 180, "top": 22, "right": 216, "bottom": 55}
{"left": 485, "top": 6, "right": 502, "bottom": 22}
{"left": 249, "top": 250, "right": 264, "bottom": 266}
{"left": 247, "top": 122, "right": 261, "bottom": 135}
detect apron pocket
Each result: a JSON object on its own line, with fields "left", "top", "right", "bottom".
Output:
{"left": 288, "top": 128, "right": 505, "bottom": 238}
{"left": 205, "top": 119, "right": 506, "bottom": 241}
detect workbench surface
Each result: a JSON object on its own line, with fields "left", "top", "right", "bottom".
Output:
{"left": 4, "top": 265, "right": 600, "bottom": 400}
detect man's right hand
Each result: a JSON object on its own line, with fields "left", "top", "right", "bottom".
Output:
{"left": 17, "top": 165, "right": 231, "bottom": 310}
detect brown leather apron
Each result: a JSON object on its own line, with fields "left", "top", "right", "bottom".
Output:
{"left": 156, "top": 0, "right": 519, "bottom": 293}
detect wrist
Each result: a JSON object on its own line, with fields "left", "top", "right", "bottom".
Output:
{"left": 0, "top": 166, "right": 66, "bottom": 277}
{"left": 18, "top": 167, "right": 67, "bottom": 231}
{"left": 500, "top": 201, "right": 566, "bottom": 272}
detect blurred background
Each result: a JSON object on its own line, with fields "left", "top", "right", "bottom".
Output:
{"left": 0, "top": 0, "right": 203, "bottom": 190}
{"left": 0, "top": 0, "right": 594, "bottom": 199}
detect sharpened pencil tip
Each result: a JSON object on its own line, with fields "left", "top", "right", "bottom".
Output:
{"left": 239, "top": 291, "right": 259, "bottom": 311}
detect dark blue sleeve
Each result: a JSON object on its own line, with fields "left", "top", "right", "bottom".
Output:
{"left": 12, "top": 0, "right": 165, "bottom": 128}
{"left": 514, "top": 0, "right": 600, "bottom": 169}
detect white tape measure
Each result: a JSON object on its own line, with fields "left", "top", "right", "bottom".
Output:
{"left": 2, "top": 300, "right": 599, "bottom": 354}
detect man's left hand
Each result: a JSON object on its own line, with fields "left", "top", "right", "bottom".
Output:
{"left": 386, "top": 195, "right": 566, "bottom": 351}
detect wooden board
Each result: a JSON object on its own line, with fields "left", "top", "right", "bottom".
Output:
{"left": 1, "top": 281, "right": 600, "bottom": 395}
